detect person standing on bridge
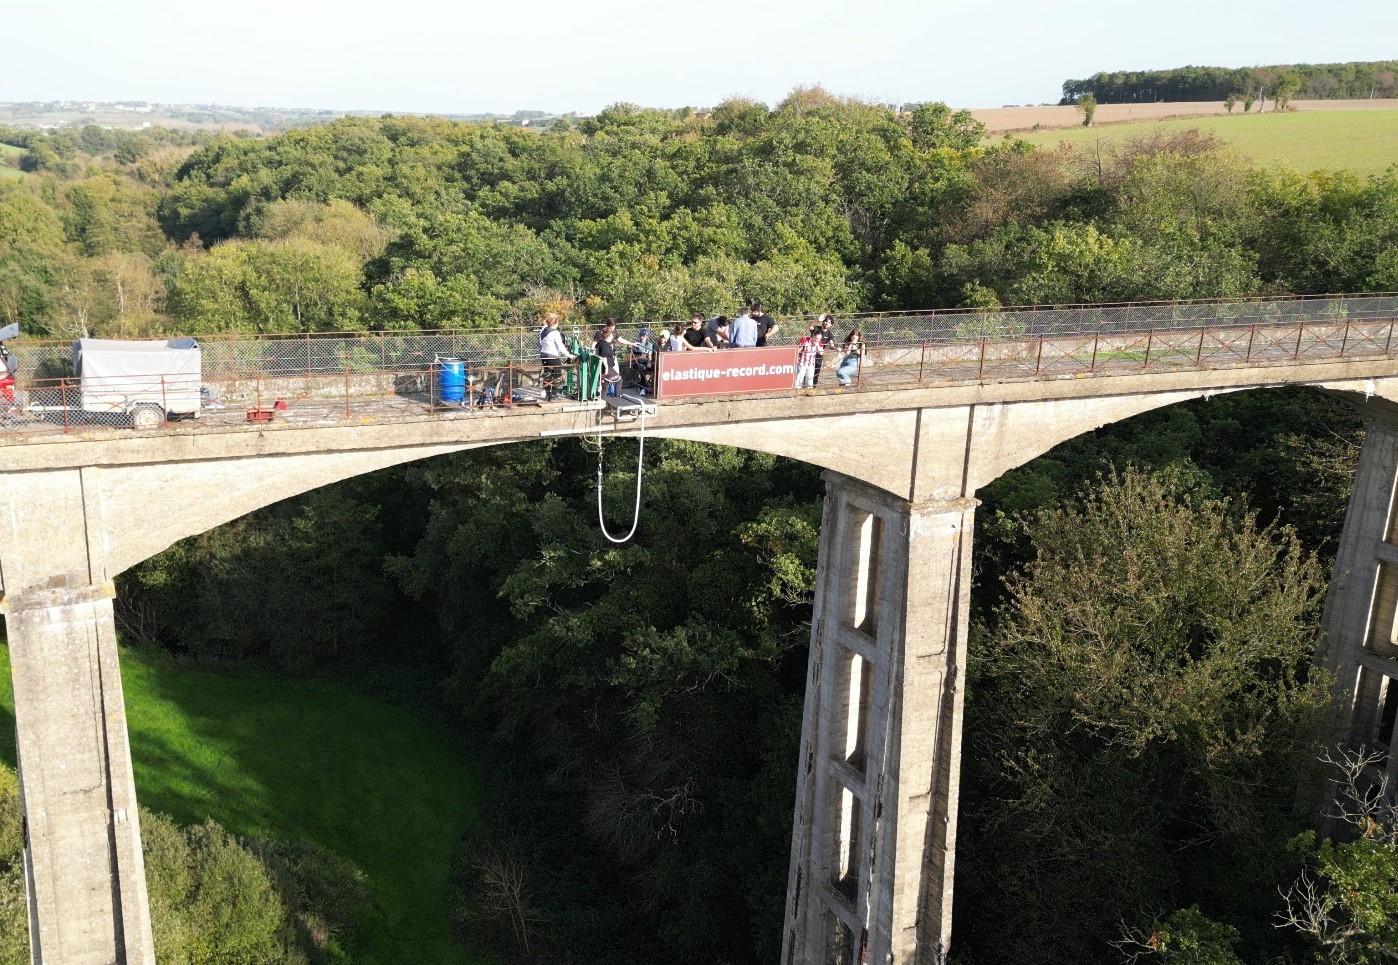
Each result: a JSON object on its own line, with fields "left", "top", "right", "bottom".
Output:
{"left": 813, "top": 314, "right": 836, "bottom": 386}
{"left": 595, "top": 319, "right": 630, "bottom": 385}
{"left": 795, "top": 324, "right": 824, "bottom": 389}
{"left": 703, "top": 317, "right": 731, "bottom": 350}
{"left": 683, "top": 315, "right": 715, "bottom": 352}
{"left": 730, "top": 306, "right": 759, "bottom": 348}
{"left": 538, "top": 312, "right": 575, "bottom": 402}
{"left": 666, "top": 323, "right": 690, "bottom": 352}
{"left": 752, "top": 303, "right": 779, "bottom": 346}
{"left": 837, "top": 328, "right": 865, "bottom": 387}
{"left": 0, "top": 342, "right": 17, "bottom": 412}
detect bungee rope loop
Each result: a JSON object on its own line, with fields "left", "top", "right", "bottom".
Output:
{"left": 595, "top": 404, "right": 646, "bottom": 544}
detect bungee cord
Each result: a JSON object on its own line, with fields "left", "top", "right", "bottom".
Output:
{"left": 595, "top": 403, "right": 646, "bottom": 544}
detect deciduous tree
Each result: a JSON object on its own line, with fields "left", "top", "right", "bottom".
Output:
{"left": 956, "top": 469, "right": 1333, "bottom": 965}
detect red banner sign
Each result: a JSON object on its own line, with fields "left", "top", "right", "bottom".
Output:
{"left": 653, "top": 346, "right": 801, "bottom": 399}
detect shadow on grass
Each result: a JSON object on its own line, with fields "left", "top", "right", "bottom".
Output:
{"left": 126, "top": 652, "right": 484, "bottom": 964}
{"left": 0, "top": 701, "right": 14, "bottom": 769}
{"left": 2, "top": 642, "right": 483, "bottom": 965}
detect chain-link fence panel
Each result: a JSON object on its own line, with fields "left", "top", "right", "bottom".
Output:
{"left": 3, "top": 294, "right": 1397, "bottom": 441}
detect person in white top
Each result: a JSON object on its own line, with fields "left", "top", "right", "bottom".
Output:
{"left": 538, "top": 312, "right": 574, "bottom": 401}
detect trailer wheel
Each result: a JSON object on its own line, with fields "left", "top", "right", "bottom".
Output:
{"left": 131, "top": 404, "right": 165, "bottom": 431}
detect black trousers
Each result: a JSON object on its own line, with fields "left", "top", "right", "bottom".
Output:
{"left": 541, "top": 355, "right": 563, "bottom": 397}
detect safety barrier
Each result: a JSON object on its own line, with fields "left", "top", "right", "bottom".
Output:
{"left": 2, "top": 294, "right": 1397, "bottom": 441}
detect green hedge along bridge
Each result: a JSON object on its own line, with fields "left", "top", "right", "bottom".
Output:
{"left": 4, "top": 293, "right": 1398, "bottom": 964}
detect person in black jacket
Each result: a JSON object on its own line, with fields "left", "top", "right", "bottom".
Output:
{"left": 813, "top": 314, "right": 836, "bottom": 385}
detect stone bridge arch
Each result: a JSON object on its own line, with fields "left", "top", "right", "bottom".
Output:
{"left": 6, "top": 367, "right": 1398, "bottom": 964}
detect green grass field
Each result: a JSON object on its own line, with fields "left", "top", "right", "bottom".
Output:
{"left": 1015, "top": 110, "right": 1398, "bottom": 177}
{"left": 0, "top": 643, "right": 483, "bottom": 964}
{"left": 0, "top": 143, "right": 25, "bottom": 179}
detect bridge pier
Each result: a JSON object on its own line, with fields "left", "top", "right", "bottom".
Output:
{"left": 783, "top": 471, "right": 974, "bottom": 965}
{"left": 0, "top": 469, "right": 154, "bottom": 965}
{"left": 2, "top": 585, "right": 154, "bottom": 965}
{"left": 1319, "top": 415, "right": 1398, "bottom": 787}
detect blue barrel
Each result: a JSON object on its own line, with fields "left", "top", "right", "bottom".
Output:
{"left": 438, "top": 357, "right": 466, "bottom": 404}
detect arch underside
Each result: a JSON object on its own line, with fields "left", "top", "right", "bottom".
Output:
{"left": 5, "top": 375, "right": 1394, "bottom": 590}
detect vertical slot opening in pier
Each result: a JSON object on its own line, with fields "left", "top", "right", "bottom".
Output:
{"left": 847, "top": 509, "right": 883, "bottom": 638}
{"left": 1366, "top": 562, "right": 1398, "bottom": 657}
{"left": 833, "top": 784, "right": 862, "bottom": 902}
{"left": 825, "top": 916, "right": 856, "bottom": 965}
{"left": 1353, "top": 667, "right": 1398, "bottom": 767}
{"left": 842, "top": 650, "right": 872, "bottom": 772}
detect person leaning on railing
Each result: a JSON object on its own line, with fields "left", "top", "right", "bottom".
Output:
{"left": 796, "top": 325, "right": 824, "bottom": 389}
{"left": 837, "top": 328, "right": 865, "bottom": 386}
{"left": 538, "top": 312, "right": 575, "bottom": 402}
{"left": 682, "top": 316, "right": 717, "bottom": 352}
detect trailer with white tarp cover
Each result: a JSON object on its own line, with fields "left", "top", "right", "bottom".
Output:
{"left": 26, "top": 337, "right": 202, "bottom": 429}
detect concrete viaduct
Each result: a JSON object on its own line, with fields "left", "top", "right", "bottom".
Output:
{"left": 3, "top": 308, "right": 1398, "bottom": 964}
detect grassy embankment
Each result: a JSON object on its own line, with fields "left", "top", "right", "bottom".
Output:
{"left": 0, "top": 643, "right": 482, "bottom": 964}
{"left": 0, "top": 144, "right": 25, "bottom": 180}
{"left": 1014, "top": 109, "right": 1398, "bottom": 177}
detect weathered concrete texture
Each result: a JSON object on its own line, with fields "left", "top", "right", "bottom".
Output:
{"left": 2, "top": 585, "right": 154, "bottom": 965}
{"left": 1317, "top": 412, "right": 1398, "bottom": 794}
{"left": 784, "top": 472, "right": 974, "bottom": 965}
{"left": 76, "top": 443, "right": 479, "bottom": 578}
{"left": 0, "top": 469, "right": 154, "bottom": 964}
{"left": 5, "top": 367, "right": 1398, "bottom": 963}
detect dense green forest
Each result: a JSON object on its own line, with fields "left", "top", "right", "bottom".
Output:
{"left": 1061, "top": 60, "right": 1398, "bottom": 105}
{"left": 2, "top": 89, "right": 1398, "bottom": 962}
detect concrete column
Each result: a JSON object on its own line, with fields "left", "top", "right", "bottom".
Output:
{"left": 783, "top": 471, "right": 975, "bottom": 965}
{"left": 1318, "top": 417, "right": 1398, "bottom": 789}
{"left": 0, "top": 465, "right": 154, "bottom": 965}
{"left": 2, "top": 584, "right": 155, "bottom": 965}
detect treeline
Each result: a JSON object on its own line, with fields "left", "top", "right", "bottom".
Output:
{"left": 1062, "top": 60, "right": 1398, "bottom": 104}
{"left": 3, "top": 96, "right": 1398, "bottom": 352}
{"left": 0, "top": 123, "right": 214, "bottom": 177}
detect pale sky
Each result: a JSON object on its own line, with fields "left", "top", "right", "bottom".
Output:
{"left": 5, "top": 0, "right": 1396, "bottom": 114}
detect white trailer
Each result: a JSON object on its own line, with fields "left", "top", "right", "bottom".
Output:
{"left": 28, "top": 337, "right": 202, "bottom": 429}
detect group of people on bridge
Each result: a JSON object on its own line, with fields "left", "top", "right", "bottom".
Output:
{"left": 537, "top": 304, "right": 869, "bottom": 398}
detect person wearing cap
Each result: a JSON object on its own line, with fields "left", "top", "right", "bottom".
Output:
{"left": 730, "top": 306, "right": 759, "bottom": 348}
{"left": 628, "top": 324, "right": 656, "bottom": 389}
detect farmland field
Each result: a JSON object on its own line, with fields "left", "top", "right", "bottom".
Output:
{"left": 1008, "top": 109, "right": 1398, "bottom": 176}
{"left": 970, "top": 97, "right": 1398, "bottom": 133}
{"left": 0, "top": 143, "right": 24, "bottom": 179}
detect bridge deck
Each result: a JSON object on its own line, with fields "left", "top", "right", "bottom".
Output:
{"left": 2, "top": 294, "right": 1395, "bottom": 445}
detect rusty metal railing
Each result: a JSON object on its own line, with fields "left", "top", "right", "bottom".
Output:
{"left": 2, "top": 293, "right": 1397, "bottom": 442}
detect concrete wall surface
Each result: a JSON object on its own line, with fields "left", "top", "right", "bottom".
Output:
{"left": 4, "top": 361, "right": 1398, "bottom": 963}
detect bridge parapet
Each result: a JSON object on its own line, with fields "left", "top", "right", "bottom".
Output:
{"left": 3, "top": 294, "right": 1398, "bottom": 443}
